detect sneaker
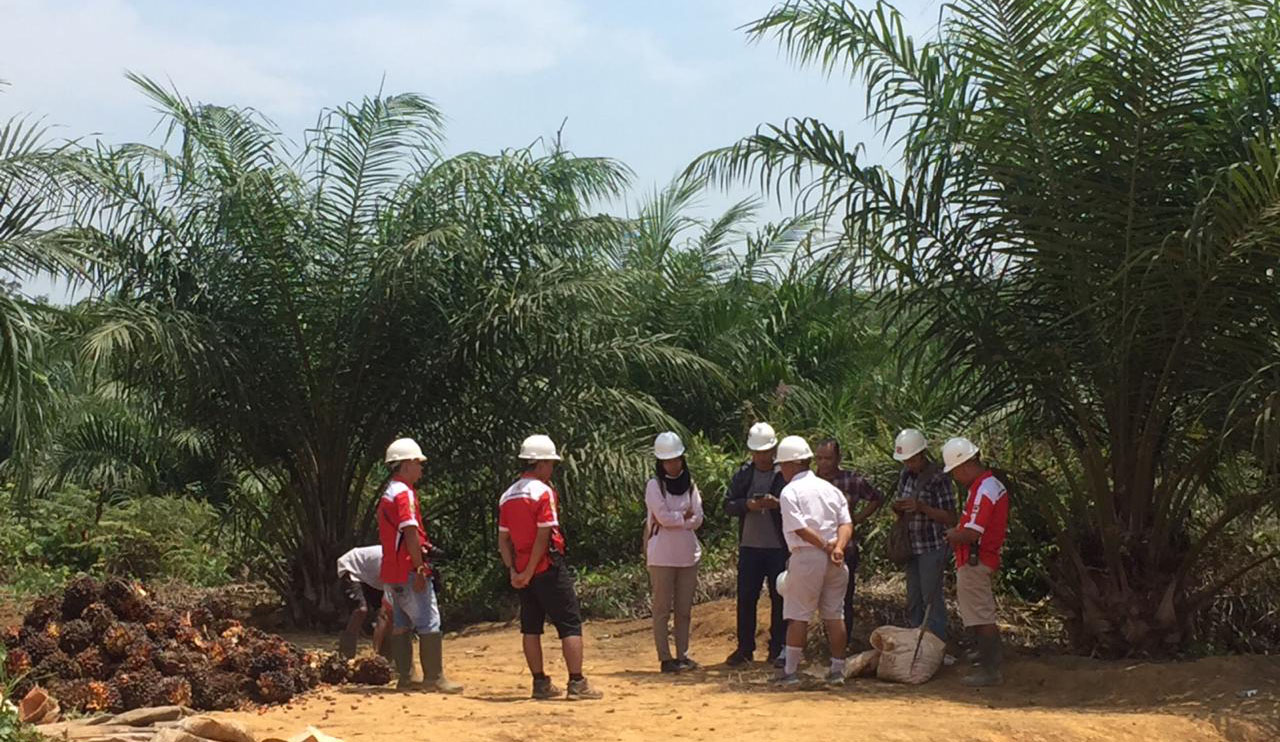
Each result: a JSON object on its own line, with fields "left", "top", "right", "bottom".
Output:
{"left": 566, "top": 677, "right": 604, "bottom": 700}
{"left": 724, "top": 650, "right": 752, "bottom": 668}
{"left": 825, "top": 669, "right": 845, "bottom": 687}
{"left": 660, "top": 659, "right": 681, "bottom": 674}
{"left": 531, "top": 676, "right": 560, "bottom": 700}
{"left": 771, "top": 654, "right": 785, "bottom": 670}
{"left": 772, "top": 672, "right": 802, "bottom": 689}
{"left": 675, "top": 658, "right": 700, "bottom": 672}
{"left": 960, "top": 666, "right": 1003, "bottom": 687}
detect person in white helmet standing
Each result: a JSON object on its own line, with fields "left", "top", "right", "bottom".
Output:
{"left": 497, "top": 434, "right": 603, "bottom": 700}
{"left": 941, "top": 436, "right": 1010, "bottom": 687}
{"left": 644, "top": 431, "right": 704, "bottom": 673}
{"left": 773, "top": 435, "right": 853, "bottom": 687}
{"left": 377, "top": 438, "right": 463, "bottom": 693}
{"left": 722, "top": 422, "right": 789, "bottom": 668}
{"left": 889, "top": 428, "right": 958, "bottom": 641}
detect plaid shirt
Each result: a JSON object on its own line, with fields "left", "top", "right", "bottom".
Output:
{"left": 827, "top": 469, "right": 884, "bottom": 565}
{"left": 896, "top": 463, "right": 956, "bottom": 555}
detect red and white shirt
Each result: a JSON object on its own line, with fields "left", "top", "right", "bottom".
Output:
{"left": 498, "top": 475, "right": 565, "bottom": 575}
{"left": 377, "top": 478, "right": 432, "bottom": 584}
{"left": 955, "top": 470, "right": 1009, "bottom": 571}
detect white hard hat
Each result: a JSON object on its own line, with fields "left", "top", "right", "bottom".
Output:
{"left": 775, "top": 570, "right": 789, "bottom": 598}
{"left": 746, "top": 422, "right": 778, "bottom": 451}
{"left": 893, "top": 428, "right": 928, "bottom": 462}
{"left": 653, "top": 431, "right": 685, "bottom": 460}
{"left": 941, "top": 437, "right": 980, "bottom": 473}
{"left": 775, "top": 435, "right": 814, "bottom": 463}
{"left": 518, "top": 434, "right": 563, "bottom": 461}
{"left": 385, "top": 438, "right": 426, "bottom": 464}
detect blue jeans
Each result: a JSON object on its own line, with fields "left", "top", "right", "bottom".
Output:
{"left": 906, "top": 547, "right": 949, "bottom": 640}
{"left": 387, "top": 580, "right": 440, "bottom": 634}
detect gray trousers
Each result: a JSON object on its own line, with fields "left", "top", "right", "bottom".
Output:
{"left": 649, "top": 564, "right": 698, "bottom": 662}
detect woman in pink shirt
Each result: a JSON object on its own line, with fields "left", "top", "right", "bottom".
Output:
{"left": 644, "top": 431, "right": 705, "bottom": 673}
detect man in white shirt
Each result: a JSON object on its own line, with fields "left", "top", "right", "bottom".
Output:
{"left": 775, "top": 435, "right": 853, "bottom": 687}
{"left": 336, "top": 545, "right": 391, "bottom": 659}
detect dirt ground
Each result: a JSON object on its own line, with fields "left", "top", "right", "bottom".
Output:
{"left": 218, "top": 599, "right": 1280, "bottom": 742}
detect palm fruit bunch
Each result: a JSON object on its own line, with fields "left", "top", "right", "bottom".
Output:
{"left": 33, "top": 650, "right": 83, "bottom": 682}
{"left": 188, "top": 668, "right": 247, "bottom": 711}
{"left": 19, "top": 628, "right": 59, "bottom": 664}
{"left": 47, "top": 679, "right": 93, "bottom": 711}
{"left": 317, "top": 653, "right": 350, "bottom": 684}
{"left": 155, "top": 676, "right": 193, "bottom": 706}
{"left": 82, "top": 602, "right": 117, "bottom": 638}
{"left": 3, "top": 647, "right": 33, "bottom": 676}
{"left": 74, "top": 647, "right": 110, "bottom": 680}
{"left": 101, "top": 622, "right": 148, "bottom": 659}
{"left": 82, "top": 680, "right": 123, "bottom": 713}
{"left": 22, "top": 595, "right": 63, "bottom": 631}
{"left": 61, "top": 576, "right": 102, "bottom": 620}
{"left": 349, "top": 656, "right": 393, "bottom": 685}
{"left": 103, "top": 578, "right": 152, "bottom": 622}
{"left": 59, "top": 619, "right": 95, "bottom": 655}
{"left": 253, "top": 671, "right": 297, "bottom": 704}
{"left": 1, "top": 625, "right": 20, "bottom": 650}
{"left": 113, "top": 667, "right": 163, "bottom": 710}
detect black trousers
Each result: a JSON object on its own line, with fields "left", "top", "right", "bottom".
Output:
{"left": 735, "top": 546, "right": 789, "bottom": 658}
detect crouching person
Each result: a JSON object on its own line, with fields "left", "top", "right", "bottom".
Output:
{"left": 941, "top": 437, "right": 1010, "bottom": 687}
{"left": 377, "top": 438, "right": 463, "bottom": 693}
{"left": 774, "top": 436, "right": 853, "bottom": 688}
{"left": 336, "top": 545, "right": 391, "bottom": 659}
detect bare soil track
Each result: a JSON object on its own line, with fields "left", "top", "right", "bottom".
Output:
{"left": 218, "top": 599, "right": 1279, "bottom": 742}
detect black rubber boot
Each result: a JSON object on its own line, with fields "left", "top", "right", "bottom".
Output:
{"left": 392, "top": 633, "right": 415, "bottom": 689}
{"left": 961, "top": 633, "right": 1003, "bottom": 687}
{"left": 420, "top": 632, "right": 463, "bottom": 694}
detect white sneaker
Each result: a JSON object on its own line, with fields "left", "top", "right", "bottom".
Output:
{"left": 825, "top": 669, "right": 845, "bottom": 687}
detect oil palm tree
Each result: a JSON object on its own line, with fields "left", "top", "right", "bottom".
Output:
{"left": 72, "top": 76, "right": 718, "bottom": 621}
{"left": 694, "top": 0, "right": 1280, "bottom": 654}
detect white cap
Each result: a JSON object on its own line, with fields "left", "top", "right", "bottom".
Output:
{"left": 774, "top": 435, "right": 814, "bottom": 463}
{"left": 653, "top": 431, "right": 685, "bottom": 460}
{"left": 941, "top": 437, "right": 980, "bottom": 473}
{"left": 385, "top": 438, "right": 426, "bottom": 464}
{"left": 775, "top": 569, "right": 789, "bottom": 598}
{"left": 746, "top": 422, "right": 778, "bottom": 451}
{"left": 518, "top": 434, "right": 563, "bottom": 461}
{"left": 893, "top": 428, "right": 928, "bottom": 462}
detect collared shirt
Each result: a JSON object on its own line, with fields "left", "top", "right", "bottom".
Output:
{"left": 377, "top": 478, "right": 431, "bottom": 584}
{"left": 644, "top": 479, "right": 704, "bottom": 568}
{"left": 779, "top": 470, "right": 852, "bottom": 552}
{"left": 956, "top": 470, "right": 1009, "bottom": 570}
{"left": 825, "top": 468, "right": 884, "bottom": 564}
{"left": 896, "top": 463, "right": 956, "bottom": 555}
{"left": 498, "top": 476, "right": 566, "bottom": 575}
{"left": 336, "top": 545, "right": 384, "bottom": 591}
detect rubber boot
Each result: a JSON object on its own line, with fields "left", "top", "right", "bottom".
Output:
{"left": 391, "top": 633, "right": 415, "bottom": 689}
{"left": 338, "top": 631, "right": 357, "bottom": 659}
{"left": 961, "top": 633, "right": 1003, "bottom": 687}
{"left": 420, "top": 632, "right": 464, "bottom": 694}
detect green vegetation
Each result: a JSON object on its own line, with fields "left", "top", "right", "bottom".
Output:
{"left": 0, "top": 1, "right": 1277, "bottom": 657}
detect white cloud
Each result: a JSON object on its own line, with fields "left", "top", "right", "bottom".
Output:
{"left": 1, "top": 0, "right": 316, "bottom": 123}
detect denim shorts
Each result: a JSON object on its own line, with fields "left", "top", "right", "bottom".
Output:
{"left": 386, "top": 580, "right": 440, "bottom": 634}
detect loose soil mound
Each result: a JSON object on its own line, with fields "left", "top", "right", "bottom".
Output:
{"left": 218, "top": 599, "right": 1279, "bottom": 742}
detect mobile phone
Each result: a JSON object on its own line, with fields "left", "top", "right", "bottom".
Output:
{"left": 751, "top": 492, "right": 767, "bottom": 500}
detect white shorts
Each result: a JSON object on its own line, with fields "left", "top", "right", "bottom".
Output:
{"left": 783, "top": 547, "right": 848, "bottom": 622}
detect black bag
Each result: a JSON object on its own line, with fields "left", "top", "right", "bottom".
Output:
{"left": 887, "top": 515, "right": 912, "bottom": 566}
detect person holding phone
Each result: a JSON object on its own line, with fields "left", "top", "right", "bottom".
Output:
{"left": 644, "top": 431, "right": 704, "bottom": 673}
{"left": 722, "top": 422, "right": 788, "bottom": 668}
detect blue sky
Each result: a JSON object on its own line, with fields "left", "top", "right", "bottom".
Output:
{"left": 2, "top": 0, "right": 940, "bottom": 299}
